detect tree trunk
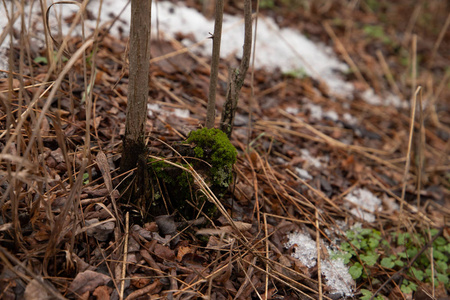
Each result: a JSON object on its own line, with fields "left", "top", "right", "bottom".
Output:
{"left": 120, "top": 0, "right": 152, "bottom": 174}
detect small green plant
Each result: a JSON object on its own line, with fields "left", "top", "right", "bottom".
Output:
{"left": 360, "top": 289, "right": 384, "bottom": 300}
{"left": 33, "top": 51, "right": 68, "bottom": 65}
{"left": 283, "top": 67, "right": 308, "bottom": 79}
{"left": 363, "top": 24, "right": 392, "bottom": 45}
{"left": 332, "top": 226, "right": 381, "bottom": 279}
{"left": 82, "top": 172, "right": 89, "bottom": 185}
{"left": 259, "top": 0, "right": 275, "bottom": 9}
{"left": 332, "top": 226, "right": 450, "bottom": 296}
{"left": 33, "top": 56, "right": 48, "bottom": 64}
{"left": 382, "top": 229, "right": 450, "bottom": 289}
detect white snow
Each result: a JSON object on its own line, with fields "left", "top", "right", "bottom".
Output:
{"left": 300, "top": 149, "right": 322, "bottom": 169}
{"left": 285, "top": 231, "right": 354, "bottom": 297}
{"left": 0, "top": 0, "right": 354, "bottom": 98}
{"left": 343, "top": 112, "right": 358, "bottom": 125}
{"left": 344, "top": 188, "right": 382, "bottom": 223}
{"left": 147, "top": 103, "right": 161, "bottom": 118}
{"left": 172, "top": 108, "right": 190, "bottom": 119}
{"left": 0, "top": 0, "right": 409, "bottom": 115}
{"left": 324, "top": 110, "right": 339, "bottom": 122}
{"left": 0, "top": 47, "right": 8, "bottom": 77}
{"left": 285, "top": 232, "right": 317, "bottom": 268}
{"left": 285, "top": 106, "right": 299, "bottom": 115}
{"left": 295, "top": 167, "right": 312, "bottom": 180}
{"left": 305, "top": 103, "right": 323, "bottom": 121}
{"left": 147, "top": 103, "right": 189, "bottom": 119}
{"left": 361, "top": 88, "right": 408, "bottom": 109}
{"left": 321, "top": 258, "right": 354, "bottom": 297}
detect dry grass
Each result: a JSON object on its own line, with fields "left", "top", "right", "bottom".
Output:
{"left": 0, "top": 0, "right": 449, "bottom": 299}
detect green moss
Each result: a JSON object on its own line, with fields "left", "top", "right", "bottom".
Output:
{"left": 146, "top": 128, "right": 237, "bottom": 220}
{"left": 194, "top": 146, "right": 204, "bottom": 158}
{"left": 149, "top": 159, "right": 193, "bottom": 188}
{"left": 186, "top": 128, "right": 237, "bottom": 188}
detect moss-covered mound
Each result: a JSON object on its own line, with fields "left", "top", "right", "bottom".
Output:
{"left": 185, "top": 128, "right": 237, "bottom": 188}
{"left": 147, "top": 128, "right": 237, "bottom": 220}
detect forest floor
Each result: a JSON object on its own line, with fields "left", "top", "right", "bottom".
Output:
{"left": 0, "top": 1, "right": 449, "bottom": 299}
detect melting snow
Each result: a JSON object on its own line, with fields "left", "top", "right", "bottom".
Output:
{"left": 295, "top": 167, "right": 312, "bottom": 180}
{"left": 300, "top": 149, "right": 322, "bottom": 169}
{"left": 1, "top": 0, "right": 354, "bottom": 98}
{"left": 343, "top": 112, "right": 358, "bottom": 125}
{"left": 361, "top": 88, "right": 408, "bottom": 109}
{"left": 344, "top": 188, "right": 382, "bottom": 223}
{"left": 285, "top": 232, "right": 354, "bottom": 297}
{"left": 285, "top": 106, "right": 299, "bottom": 115}
{"left": 147, "top": 103, "right": 189, "bottom": 119}
{"left": 305, "top": 103, "right": 323, "bottom": 121}
{"left": 324, "top": 110, "right": 339, "bottom": 122}
{"left": 321, "top": 258, "right": 354, "bottom": 297}
{"left": 285, "top": 232, "right": 317, "bottom": 268}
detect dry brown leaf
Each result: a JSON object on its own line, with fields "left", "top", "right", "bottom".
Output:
{"left": 96, "top": 151, "right": 113, "bottom": 193}
{"left": 153, "top": 243, "right": 175, "bottom": 261}
{"left": 176, "top": 245, "right": 192, "bottom": 262}
{"left": 69, "top": 270, "right": 111, "bottom": 295}
{"left": 92, "top": 286, "right": 111, "bottom": 300}
{"left": 24, "top": 279, "right": 52, "bottom": 300}
{"left": 131, "top": 276, "right": 151, "bottom": 289}
{"left": 84, "top": 218, "right": 115, "bottom": 241}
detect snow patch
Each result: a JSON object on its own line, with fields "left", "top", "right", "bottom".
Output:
{"left": 300, "top": 149, "right": 322, "bottom": 169}
{"left": 0, "top": 47, "right": 8, "bottom": 78}
{"left": 147, "top": 103, "right": 161, "bottom": 117}
{"left": 285, "top": 232, "right": 354, "bottom": 297}
{"left": 343, "top": 112, "right": 358, "bottom": 125}
{"left": 324, "top": 110, "right": 339, "bottom": 122}
{"left": 361, "top": 89, "right": 408, "bottom": 108}
{"left": 344, "top": 188, "right": 382, "bottom": 223}
{"left": 321, "top": 258, "right": 354, "bottom": 297}
{"left": 305, "top": 103, "right": 323, "bottom": 121}
{"left": 172, "top": 108, "right": 190, "bottom": 119}
{"left": 285, "top": 106, "right": 299, "bottom": 115}
{"left": 0, "top": 0, "right": 354, "bottom": 98}
{"left": 285, "top": 232, "right": 317, "bottom": 268}
{"left": 295, "top": 167, "right": 312, "bottom": 180}
{"left": 147, "top": 103, "right": 189, "bottom": 119}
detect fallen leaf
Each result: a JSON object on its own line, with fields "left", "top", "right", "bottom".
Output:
{"left": 154, "top": 243, "right": 175, "bottom": 261}
{"left": 69, "top": 270, "right": 111, "bottom": 295}
{"left": 24, "top": 279, "right": 52, "bottom": 300}
{"left": 176, "top": 246, "right": 192, "bottom": 262}
{"left": 92, "top": 286, "right": 111, "bottom": 300}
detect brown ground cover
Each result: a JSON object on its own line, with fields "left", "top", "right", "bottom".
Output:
{"left": 0, "top": 1, "right": 448, "bottom": 299}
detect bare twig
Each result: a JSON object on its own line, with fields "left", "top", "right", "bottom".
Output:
{"left": 220, "top": 0, "right": 252, "bottom": 138}
{"left": 205, "top": 0, "right": 224, "bottom": 128}
{"left": 119, "top": 212, "right": 129, "bottom": 300}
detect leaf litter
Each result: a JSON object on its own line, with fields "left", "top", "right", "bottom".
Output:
{"left": 0, "top": 0, "right": 449, "bottom": 299}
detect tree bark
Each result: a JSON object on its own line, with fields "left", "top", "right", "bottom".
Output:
{"left": 120, "top": 0, "right": 152, "bottom": 174}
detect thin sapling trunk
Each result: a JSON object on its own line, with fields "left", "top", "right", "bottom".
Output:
{"left": 205, "top": 0, "right": 224, "bottom": 129}
{"left": 220, "top": 0, "right": 252, "bottom": 138}
{"left": 120, "top": 0, "right": 152, "bottom": 174}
